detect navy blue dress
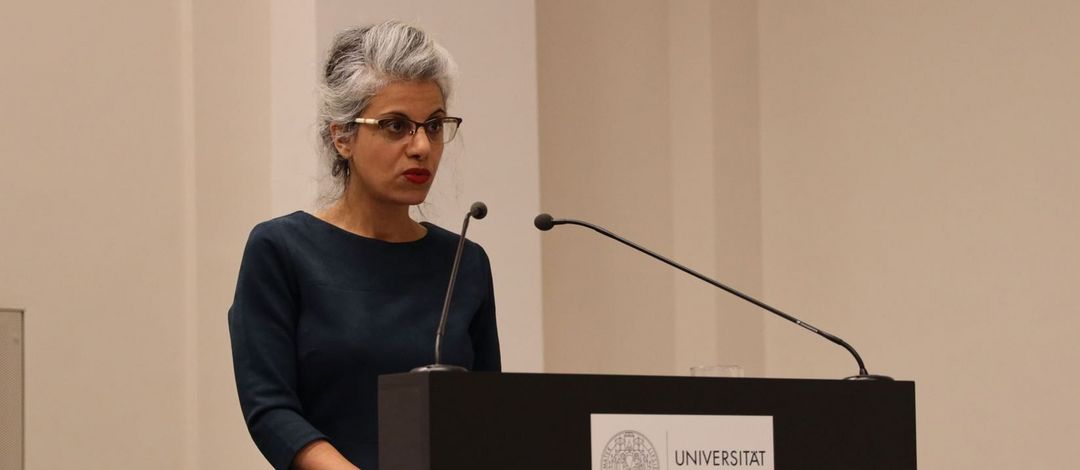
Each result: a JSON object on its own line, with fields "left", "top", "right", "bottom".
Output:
{"left": 228, "top": 211, "right": 501, "bottom": 470}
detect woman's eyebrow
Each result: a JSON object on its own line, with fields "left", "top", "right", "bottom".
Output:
{"left": 374, "top": 108, "right": 446, "bottom": 120}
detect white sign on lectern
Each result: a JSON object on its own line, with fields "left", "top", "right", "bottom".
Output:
{"left": 590, "top": 414, "right": 774, "bottom": 470}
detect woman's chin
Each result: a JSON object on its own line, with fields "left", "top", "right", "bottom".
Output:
{"left": 394, "top": 192, "right": 431, "bottom": 207}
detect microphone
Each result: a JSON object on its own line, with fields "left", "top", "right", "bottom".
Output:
{"left": 534, "top": 212, "right": 892, "bottom": 381}
{"left": 534, "top": 213, "right": 555, "bottom": 231}
{"left": 469, "top": 201, "right": 488, "bottom": 219}
{"left": 412, "top": 202, "right": 488, "bottom": 373}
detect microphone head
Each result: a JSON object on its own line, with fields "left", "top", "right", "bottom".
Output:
{"left": 469, "top": 201, "right": 488, "bottom": 220}
{"left": 534, "top": 213, "right": 555, "bottom": 231}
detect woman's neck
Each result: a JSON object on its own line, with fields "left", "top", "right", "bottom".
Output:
{"left": 316, "top": 193, "right": 426, "bottom": 242}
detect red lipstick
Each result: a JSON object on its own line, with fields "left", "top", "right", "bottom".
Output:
{"left": 403, "top": 168, "right": 431, "bottom": 184}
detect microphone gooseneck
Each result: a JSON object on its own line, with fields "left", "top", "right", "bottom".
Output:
{"left": 535, "top": 213, "right": 892, "bottom": 381}
{"left": 411, "top": 202, "right": 488, "bottom": 373}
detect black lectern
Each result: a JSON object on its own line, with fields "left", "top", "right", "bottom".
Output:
{"left": 379, "top": 372, "right": 916, "bottom": 470}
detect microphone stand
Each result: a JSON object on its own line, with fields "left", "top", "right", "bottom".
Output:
{"left": 412, "top": 202, "right": 488, "bottom": 373}
{"left": 534, "top": 213, "right": 892, "bottom": 381}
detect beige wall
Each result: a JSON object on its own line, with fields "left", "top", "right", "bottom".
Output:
{"left": 538, "top": 0, "right": 677, "bottom": 375}
{"left": 707, "top": 0, "right": 767, "bottom": 376}
{"left": 0, "top": 2, "right": 191, "bottom": 468}
{"left": 1, "top": 1, "right": 276, "bottom": 468}
{"left": 758, "top": 1, "right": 1080, "bottom": 467}
{"left": 191, "top": 2, "right": 274, "bottom": 468}
{"left": 538, "top": 0, "right": 766, "bottom": 376}
{"left": 271, "top": 1, "right": 320, "bottom": 215}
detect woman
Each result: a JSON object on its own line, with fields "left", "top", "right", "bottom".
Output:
{"left": 228, "top": 21, "right": 501, "bottom": 470}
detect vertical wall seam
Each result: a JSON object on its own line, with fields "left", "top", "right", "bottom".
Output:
{"left": 178, "top": 0, "right": 199, "bottom": 468}
{"left": 670, "top": 0, "right": 719, "bottom": 372}
{"left": 751, "top": 0, "right": 767, "bottom": 373}
{"left": 527, "top": 0, "right": 545, "bottom": 373}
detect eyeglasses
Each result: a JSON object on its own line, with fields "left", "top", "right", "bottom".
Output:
{"left": 354, "top": 116, "right": 463, "bottom": 144}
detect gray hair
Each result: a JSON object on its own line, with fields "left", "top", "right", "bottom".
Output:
{"left": 317, "top": 21, "right": 457, "bottom": 200}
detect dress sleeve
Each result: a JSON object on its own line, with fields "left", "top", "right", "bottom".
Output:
{"left": 469, "top": 246, "right": 502, "bottom": 372}
{"left": 228, "top": 223, "right": 327, "bottom": 470}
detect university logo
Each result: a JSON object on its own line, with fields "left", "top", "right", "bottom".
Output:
{"left": 600, "top": 430, "right": 660, "bottom": 470}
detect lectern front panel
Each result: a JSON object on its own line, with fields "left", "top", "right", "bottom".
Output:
{"left": 379, "top": 372, "right": 916, "bottom": 470}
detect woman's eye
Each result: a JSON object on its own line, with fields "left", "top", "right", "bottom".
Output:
{"left": 425, "top": 121, "right": 444, "bottom": 133}
{"left": 382, "top": 119, "right": 409, "bottom": 134}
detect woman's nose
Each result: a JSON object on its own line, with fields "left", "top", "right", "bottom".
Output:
{"left": 405, "top": 128, "right": 432, "bottom": 159}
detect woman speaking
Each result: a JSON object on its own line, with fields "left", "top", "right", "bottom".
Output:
{"left": 228, "top": 21, "right": 501, "bottom": 470}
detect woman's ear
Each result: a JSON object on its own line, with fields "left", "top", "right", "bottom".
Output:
{"left": 330, "top": 123, "right": 352, "bottom": 158}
